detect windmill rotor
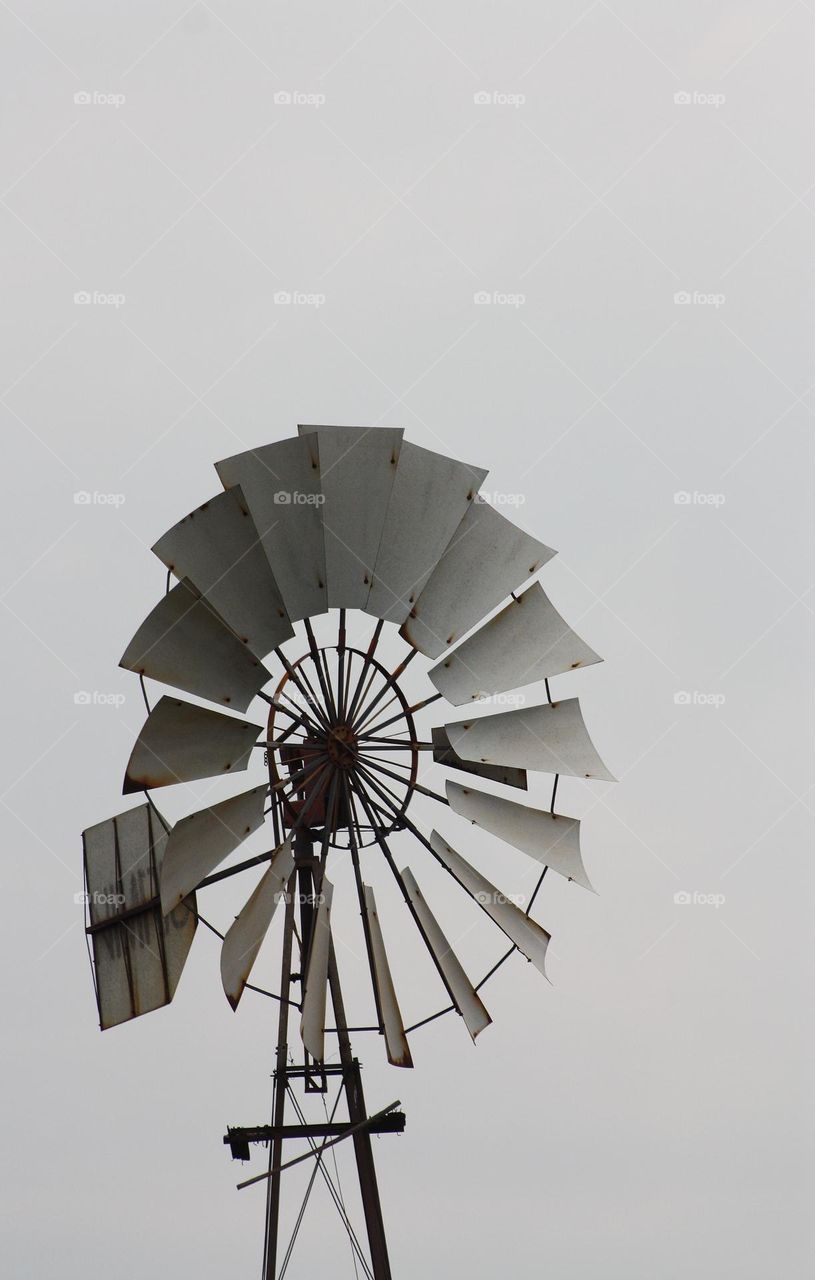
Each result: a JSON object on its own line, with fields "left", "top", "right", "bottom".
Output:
{"left": 81, "top": 423, "right": 613, "bottom": 1278}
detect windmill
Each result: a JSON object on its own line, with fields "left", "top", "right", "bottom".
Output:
{"left": 81, "top": 424, "right": 613, "bottom": 1277}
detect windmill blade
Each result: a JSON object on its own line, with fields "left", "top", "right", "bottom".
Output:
{"left": 428, "top": 581, "right": 601, "bottom": 705}
{"left": 152, "top": 487, "right": 294, "bottom": 659}
{"left": 119, "top": 580, "right": 271, "bottom": 712}
{"left": 362, "top": 885, "right": 413, "bottom": 1068}
{"left": 400, "top": 499, "right": 555, "bottom": 658}
{"left": 160, "top": 785, "right": 269, "bottom": 915}
{"left": 401, "top": 867, "right": 491, "bottom": 1042}
{"left": 220, "top": 840, "right": 295, "bottom": 1010}
{"left": 215, "top": 435, "right": 327, "bottom": 621}
{"left": 297, "top": 424, "right": 404, "bottom": 610}
{"left": 431, "top": 725, "right": 528, "bottom": 791}
{"left": 445, "top": 697, "right": 615, "bottom": 782}
{"left": 300, "top": 878, "right": 334, "bottom": 1062}
{"left": 429, "top": 831, "right": 550, "bottom": 979}
{"left": 446, "top": 781, "right": 593, "bottom": 891}
{"left": 123, "top": 696, "right": 263, "bottom": 793}
{"left": 364, "top": 441, "right": 487, "bottom": 623}
{"left": 82, "top": 804, "right": 197, "bottom": 1029}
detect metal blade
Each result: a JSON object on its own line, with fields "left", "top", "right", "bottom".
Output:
{"left": 82, "top": 804, "right": 197, "bottom": 1029}
{"left": 159, "top": 785, "right": 268, "bottom": 915}
{"left": 119, "top": 580, "right": 271, "bottom": 712}
{"left": 364, "top": 441, "right": 487, "bottom": 623}
{"left": 298, "top": 425, "right": 404, "bottom": 610}
{"left": 400, "top": 499, "right": 555, "bottom": 658}
{"left": 362, "top": 885, "right": 413, "bottom": 1068}
{"left": 299, "top": 877, "right": 334, "bottom": 1062}
{"left": 428, "top": 581, "right": 601, "bottom": 704}
{"left": 152, "top": 487, "right": 294, "bottom": 659}
{"left": 431, "top": 725, "right": 528, "bottom": 791}
{"left": 445, "top": 697, "right": 615, "bottom": 782}
{"left": 220, "top": 840, "right": 295, "bottom": 1010}
{"left": 429, "top": 831, "right": 551, "bottom": 978}
{"left": 446, "top": 781, "right": 592, "bottom": 890}
{"left": 215, "top": 435, "right": 327, "bottom": 621}
{"left": 123, "top": 696, "right": 263, "bottom": 793}
{"left": 401, "top": 867, "right": 491, "bottom": 1041}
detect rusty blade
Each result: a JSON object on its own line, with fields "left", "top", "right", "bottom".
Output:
{"left": 123, "top": 696, "right": 263, "bottom": 793}
{"left": 365, "top": 441, "right": 487, "bottom": 623}
{"left": 159, "top": 785, "right": 268, "bottom": 915}
{"left": 428, "top": 581, "right": 601, "bottom": 705}
{"left": 431, "top": 725, "right": 528, "bottom": 791}
{"left": 362, "top": 884, "right": 413, "bottom": 1068}
{"left": 298, "top": 425, "right": 404, "bottom": 610}
{"left": 445, "top": 697, "right": 615, "bottom": 782}
{"left": 400, "top": 499, "right": 555, "bottom": 658}
{"left": 429, "top": 831, "right": 551, "bottom": 978}
{"left": 446, "top": 781, "right": 593, "bottom": 890}
{"left": 119, "top": 580, "right": 271, "bottom": 712}
{"left": 220, "top": 840, "right": 295, "bottom": 1010}
{"left": 152, "top": 487, "right": 294, "bottom": 659}
{"left": 401, "top": 867, "right": 491, "bottom": 1042}
{"left": 215, "top": 435, "right": 327, "bottom": 622}
{"left": 82, "top": 803, "right": 197, "bottom": 1029}
{"left": 300, "top": 877, "right": 334, "bottom": 1062}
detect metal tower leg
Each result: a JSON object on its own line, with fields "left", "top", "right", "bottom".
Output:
{"left": 328, "top": 942, "right": 393, "bottom": 1280}
{"left": 262, "top": 876, "right": 296, "bottom": 1280}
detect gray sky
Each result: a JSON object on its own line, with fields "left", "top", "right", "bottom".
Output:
{"left": 1, "top": 2, "right": 812, "bottom": 1276}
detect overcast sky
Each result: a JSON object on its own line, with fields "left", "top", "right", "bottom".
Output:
{"left": 1, "top": 2, "right": 812, "bottom": 1277}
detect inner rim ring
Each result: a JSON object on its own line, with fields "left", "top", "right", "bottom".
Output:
{"left": 266, "top": 643, "right": 420, "bottom": 850}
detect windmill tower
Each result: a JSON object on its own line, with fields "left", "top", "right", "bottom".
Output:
{"left": 82, "top": 425, "right": 613, "bottom": 1276}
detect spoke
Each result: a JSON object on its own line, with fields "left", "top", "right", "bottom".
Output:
{"left": 356, "top": 755, "right": 448, "bottom": 806}
{"left": 336, "top": 609, "right": 347, "bottom": 722}
{"left": 345, "top": 619, "right": 384, "bottom": 724}
{"left": 360, "top": 692, "right": 442, "bottom": 740}
{"left": 274, "top": 648, "right": 332, "bottom": 732}
{"left": 304, "top": 618, "right": 336, "bottom": 723}
{"left": 353, "top": 649, "right": 417, "bottom": 733}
